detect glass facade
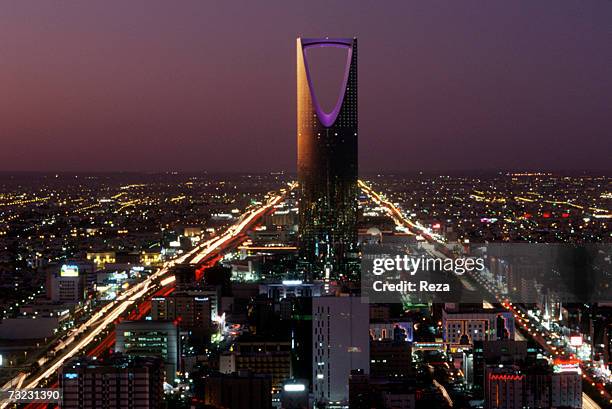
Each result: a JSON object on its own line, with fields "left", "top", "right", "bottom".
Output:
{"left": 297, "top": 37, "right": 359, "bottom": 279}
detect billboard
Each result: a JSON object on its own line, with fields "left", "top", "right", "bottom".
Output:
{"left": 60, "top": 264, "right": 79, "bottom": 277}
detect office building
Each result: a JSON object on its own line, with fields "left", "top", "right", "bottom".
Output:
{"left": 47, "top": 264, "right": 87, "bottom": 303}
{"left": 297, "top": 37, "right": 359, "bottom": 278}
{"left": 484, "top": 365, "right": 524, "bottom": 409}
{"left": 550, "top": 359, "right": 582, "bottom": 408}
{"left": 115, "top": 320, "right": 180, "bottom": 383}
{"left": 312, "top": 296, "right": 369, "bottom": 405}
{"left": 222, "top": 336, "right": 292, "bottom": 392}
{"left": 60, "top": 354, "right": 164, "bottom": 409}
{"left": 151, "top": 287, "right": 220, "bottom": 331}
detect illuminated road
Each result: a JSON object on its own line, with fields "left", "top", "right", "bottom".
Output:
{"left": 20, "top": 285, "right": 177, "bottom": 409}
{"left": 471, "top": 266, "right": 612, "bottom": 407}
{"left": 501, "top": 301, "right": 612, "bottom": 407}
{"left": 359, "top": 180, "right": 445, "bottom": 244}
{"left": 471, "top": 190, "right": 610, "bottom": 217}
{"left": 583, "top": 392, "right": 603, "bottom": 409}
{"left": 190, "top": 188, "right": 288, "bottom": 265}
{"left": 433, "top": 379, "right": 453, "bottom": 407}
{"left": 361, "top": 181, "right": 611, "bottom": 408}
{"left": 0, "top": 185, "right": 292, "bottom": 409}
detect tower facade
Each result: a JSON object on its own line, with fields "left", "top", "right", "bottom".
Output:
{"left": 297, "top": 37, "right": 358, "bottom": 279}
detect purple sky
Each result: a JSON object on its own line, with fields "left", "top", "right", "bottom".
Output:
{"left": 1, "top": 1, "right": 611, "bottom": 173}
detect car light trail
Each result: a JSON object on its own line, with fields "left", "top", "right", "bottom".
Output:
{"left": 359, "top": 180, "right": 445, "bottom": 244}
{"left": 160, "top": 275, "right": 176, "bottom": 286}
{"left": 0, "top": 184, "right": 295, "bottom": 409}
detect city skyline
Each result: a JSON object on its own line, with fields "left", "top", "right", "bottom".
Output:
{"left": 1, "top": 1, "right": 611, "bottom": 173}
{"left": 0, "top": 3, "right": 610, "bottom": 409}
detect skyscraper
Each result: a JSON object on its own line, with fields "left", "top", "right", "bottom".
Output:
{"left": 296, "top": 37, "right": 359, "bottom": 279}
{"left": 312, "top": 296, "right": 369, "bottom": 405}
{"left": 115, "top": 320, "right": 180, "bottom": 383}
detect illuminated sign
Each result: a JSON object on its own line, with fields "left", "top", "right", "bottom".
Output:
{"left": 569, "top": 336, "right": 582, "bottom": 347}
{"left": 160, "top": 275, "right": 176, "bottom": 286}
{"left": 284, "top": 384, "right": 306, "bottom": 392}
{"left": 60, "top": 264, "right": 79, "bottom": 277}
{"left": 553, "top": 358, "right": 581, "bottom": 374}
{"left": 282, "top": 280, "right": 303, "bottom": 286}
{"left": 489, "top": 374, "right": 524, "bottom": 381}
{"left": 553, "top": 363, "right": 581, "bottom": 374}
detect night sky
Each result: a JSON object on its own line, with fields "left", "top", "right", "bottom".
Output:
{"left": 1, "top": 1, "right": 610, "bottom": 173}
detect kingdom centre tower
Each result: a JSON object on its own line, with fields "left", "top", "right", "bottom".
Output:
{"left": 296, "top": 37, "right": 359, "bottom": 279}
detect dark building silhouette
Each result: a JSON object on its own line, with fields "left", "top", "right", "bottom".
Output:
{"left": 296, "top": 37, "right": 359, "bottom": 279}
{"left": 349, "top": 370, "right": 416, "bottom": 409}
{"left": 370, "top": 339, "right": 413, "bottom": 379}
{"left": 280, "top": 379, "right": 309, "bottom": 409}
{"left": 172, "top": 263, "right": 197, "bottom": 288}
{"left": 198, "top": 371, "right": 272, "bottom": 409}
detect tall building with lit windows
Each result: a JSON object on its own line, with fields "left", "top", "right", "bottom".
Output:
{"left": 312, "top": 296, "right": 369, "bottom": 405}
{"left": 297, "top": 37, "right": 359, "bottom": 279}
{"left": 115, "top": 320, "right": 180, "bottom": 383}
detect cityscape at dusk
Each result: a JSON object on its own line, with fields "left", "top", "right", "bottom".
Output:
{"left": 1, "top": 1, "right": 611, "bottom": 173}
{"left": 0, "top": 2, "right": 611, "bottom": 409}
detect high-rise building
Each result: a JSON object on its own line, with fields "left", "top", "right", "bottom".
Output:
{"left": 60, "top": 354, "right": 164, "bottom": 409}
{"left": 484, "top": 365, "right": 525, "bottom": 409}
{"left": 47, "top": 264, "right": 87, "bottom": 304}
{"left": 115, "top": 320, "right": 180, "bottom": 383}
{"left": 296, "top": 37, "right": 359, "bottom": 279}
{"left": 312, "top": 296, "right": 369, "bottom": 405}
{"left": 550, "top": 371, "right": 582, "bottom": 408}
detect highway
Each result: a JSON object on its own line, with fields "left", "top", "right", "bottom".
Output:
{"left": 359, "top": 180, "right": 609, "bottom": 409}
{"left": 0, "top": 186, "right": 291, "bottom": 409}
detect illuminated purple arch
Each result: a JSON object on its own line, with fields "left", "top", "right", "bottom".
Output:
{"left": 299, "top": 38, "right": 354, "bottom": 128}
